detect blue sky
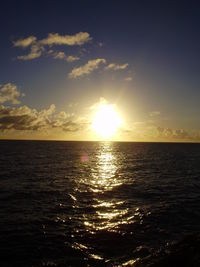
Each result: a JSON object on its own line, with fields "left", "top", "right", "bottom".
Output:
{"left": 0, "top": 0, "right": 200, "bottom": 141}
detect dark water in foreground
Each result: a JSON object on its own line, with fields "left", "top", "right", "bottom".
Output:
{"left": 0, "top": 141, "right": 200, "bottom": 266}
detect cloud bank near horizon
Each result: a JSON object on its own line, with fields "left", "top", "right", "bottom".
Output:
{"left": 0, "top": 83, "right": 199, "bottom": 142}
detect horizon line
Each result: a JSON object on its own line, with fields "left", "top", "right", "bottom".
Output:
{"left": 0, "top": 138, "right": 200, "bottom": 144}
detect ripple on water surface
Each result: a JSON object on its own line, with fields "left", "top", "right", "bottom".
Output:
{"left": 0, "top": 141, "right": 200, "bottom": 266}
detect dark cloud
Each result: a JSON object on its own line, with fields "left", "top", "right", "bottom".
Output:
{"left": 0, "top": 104, "right": 84, "bottom": 132}
{"left": 157, "top": 127, "right": 200, "bottom": 141}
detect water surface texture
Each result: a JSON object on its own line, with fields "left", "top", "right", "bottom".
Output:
{"left": 0, "top": 141, "right": 200, "bottom": 266}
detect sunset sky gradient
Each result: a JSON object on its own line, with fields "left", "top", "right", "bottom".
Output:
{"left": 0, "top": 0, "right": 200, "bottom": 141}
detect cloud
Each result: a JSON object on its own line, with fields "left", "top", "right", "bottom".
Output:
{"left": 53, "top": 51, "right": 80, "bottom": 62}
{"left": 105, "top": 63, "right": 128, "bottom": 71}
{"left": 40, "top": 32, "right": 92, "bottom": 46}
{"left": 0, "top": 83, "right": 88, "bottom": 135}
{"left": 17, "top": 44, "right": 43, "bottom": 60}
{"left": 150, "top": 111, "right": 161, "bottom": 117}
{"left": 51, "top": 118, "right": 82, "bottom": 132}
{"left": 0, "top": 104, "right": 55, "bottom": 131}
{"left": 124, "top": 120, "right": 200, "bottom": 142}
{"left": 0, "top": 105, "right": 41, "bottom": 131}
{"left": 0, "top": 103, "right": 85, "bottom": 133}
{"left": 68, "top": 58, "right": 106, "bottom": 78}
{"left": 157, "top": 127, "right": 200, "bottom": 141}
{"left": 124, "top": 76, "right": 132, "bottom": 81}
{"left": 13, "top": 36, "right": 37, "bottom": 48}
{"left": 14, "top": 32, "right": 91, "bottom": 61}
{"left": 53, "top": 51, "right": 66, "bottom": 59}
{"left": 0, "top": 83, "right": 23, "bottom": 104}
{"left": 89, "top": 97, "right": 108, "bottom": 110}
{"left": 66, "top": 55, "right": 80, "bottom": 62}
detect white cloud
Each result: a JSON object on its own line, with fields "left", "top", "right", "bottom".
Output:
{"left": 53, "top": 51, "right": 80, "bottom": 62}
{"left": 0, "top": 83, "right": 23, "bottom": 104}
{"left": 66, "top": 55, "right": 80, "bottom": 62}
{"left": 40, "top": 32, "right": 92, "bottom": 46}
{"left": 89, "top": 97, "right": 108, "bottom": 110}
{"left": 68, "top": 58, "right": 106, "bottom": 78}
{"left": 38, "top": 104, "right": 55, "bottom": 117}
{"left": 14, "top": 32, "right": 91, "bottom": 61}
{"left": 105, "top": 63, "right": 128, "bottom": 71}
{"left": 13, "top": 36, "right": 37, "bottom": 48}
{"left": 53, "top": 51, "right": 66, "bottom": 59}
{"left": 17, "top": 44, "right": 43, "bottom": 60}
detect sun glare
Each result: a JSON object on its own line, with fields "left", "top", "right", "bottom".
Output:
{"left": 92, "top": 104, "right": 122, "bottom": 139}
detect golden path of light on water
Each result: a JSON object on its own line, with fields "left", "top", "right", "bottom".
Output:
{"left": 70, "top": 142, "right": 141, "bottom": 265}
{"left": 82, "top": 142, "right": 137, "bottom": 233}
{"left": 90, "top": 143, "right": 122, "bottom": 193}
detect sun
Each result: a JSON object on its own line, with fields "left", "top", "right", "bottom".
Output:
{"left": 92, "top": 103, "right": 122, "bottom": 139}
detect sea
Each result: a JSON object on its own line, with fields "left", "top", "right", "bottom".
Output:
{"left": 0, "top": 140, "right": 200, "bottom": 267}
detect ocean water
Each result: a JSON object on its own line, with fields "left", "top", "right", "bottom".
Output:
{"left": 0, "top": 140, "right": 200, "bottom": 266}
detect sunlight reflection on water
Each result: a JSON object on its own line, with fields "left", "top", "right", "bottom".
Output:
{"left": 2, "top": 141, "right": 199, "bottom": 266}
{"left": 81, "top": 143, "right": 136, "bottom": 233}
{"left": 71, "top": 142, "right": 141, "bottom": 264}
{"left": 90, "top": 142, "right": 122, "bottom": 192}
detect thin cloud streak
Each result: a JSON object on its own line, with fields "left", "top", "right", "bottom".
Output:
{"left": 68, "top": 58, "right": 106, "bottom": 78}
{"left": 52, "top": 51, "right": 80, "bottom": 62}
{"left": 40, "top": 32, "right": 92, "bottom": 46}
{"left": 105, "top": 63, "right": 128, "bottom": 70}
{"left": 13, "top": 36, "right": 37, "bottom": 48}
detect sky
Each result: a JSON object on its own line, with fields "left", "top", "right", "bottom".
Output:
{"left": 0, "top": 0, "right": 200, "bottom": 142}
